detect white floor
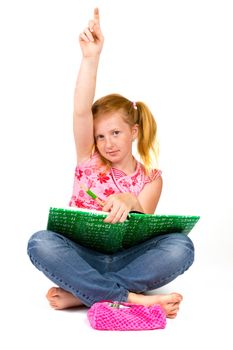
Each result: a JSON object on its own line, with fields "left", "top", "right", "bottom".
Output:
{"left": 2, "top": 224, "right": 233, "bottom": 350}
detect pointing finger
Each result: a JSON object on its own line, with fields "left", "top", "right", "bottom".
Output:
{"left": 94, "top": 7, "right": 100, "bottom": 24}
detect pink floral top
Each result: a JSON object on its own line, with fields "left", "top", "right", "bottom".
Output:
{"left": 69, "top": 152, "right": 161, "bottom": 211}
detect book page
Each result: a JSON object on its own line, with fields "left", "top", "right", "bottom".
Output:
{"left": 50, "top": 205, "right": 109, "bottom": 215}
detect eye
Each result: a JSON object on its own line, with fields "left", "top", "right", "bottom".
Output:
{"left": 95, "top": 134, "right": 104, "bottom": 141}
{"left": 113, "top": 130, "right": 120, "bottom": 136}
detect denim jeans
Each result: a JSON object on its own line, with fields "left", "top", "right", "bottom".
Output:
{"left": 27, "top": 230, "right": 194, "bottom": 306}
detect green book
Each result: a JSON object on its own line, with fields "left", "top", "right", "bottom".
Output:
{"left": 47, "top": 207, "right": 200, "bottom": 254}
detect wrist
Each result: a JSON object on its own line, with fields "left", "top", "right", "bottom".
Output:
{"left": 131, "top": 195, "right": 144, "bottom": 213}
{"left": 81, "top": 55, "right": 101, "bottom": 70}
{"left": 82, "top": 53, "right": 101, "bottom": 61}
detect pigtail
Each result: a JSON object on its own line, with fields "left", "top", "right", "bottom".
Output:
{"left": 136, "top": 101, "right": 159, "bottom": 172}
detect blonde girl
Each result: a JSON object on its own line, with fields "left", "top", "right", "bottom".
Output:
{"left": 27, "top": 8, "right": 194, "bottom": 319}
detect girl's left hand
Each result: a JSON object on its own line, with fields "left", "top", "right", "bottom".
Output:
{"left": 102, "top": 193, "right": 137, "bottom": 224}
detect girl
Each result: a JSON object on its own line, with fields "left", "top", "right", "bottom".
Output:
{"left": 27, "top": 8, "right": 194, "bottom": 319}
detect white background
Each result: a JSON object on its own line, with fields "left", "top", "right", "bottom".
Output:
{"left": 0, "top": 0, "right": 232, "bottom": 349}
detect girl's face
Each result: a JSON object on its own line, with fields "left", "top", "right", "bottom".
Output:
{"left": 94, "top": 112, "right": 138, "bottom": 165}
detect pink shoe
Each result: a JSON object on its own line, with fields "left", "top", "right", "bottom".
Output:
{"left": 87, "top": 301, "right": 166, "bottom": 331}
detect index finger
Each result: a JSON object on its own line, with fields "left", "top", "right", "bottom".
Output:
{"left": 94, "top": 7, "right": 100, "bottom": 24}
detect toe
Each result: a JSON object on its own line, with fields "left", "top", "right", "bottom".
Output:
{"left": 46, "top": 287, "right": 59, "bottom": 298}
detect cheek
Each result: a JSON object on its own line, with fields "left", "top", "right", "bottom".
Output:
{"left": 123, "top": 135, "right": 132, "bottom": 145}
{"left": 96, "top": 141, "right": 104, "bottom": 152}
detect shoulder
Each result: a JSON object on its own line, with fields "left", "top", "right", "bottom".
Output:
{"left": 137, "top": 161, "right": 162, "bottom": 183}
{"left": 137, "top": 174, "right": 163, "bottom": 213}
{"left": 146, "top": 168, "right": 162, "bottom": 182}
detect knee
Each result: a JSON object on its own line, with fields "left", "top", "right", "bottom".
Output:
{"left": 171, "top": 234, "right": 195, "bottom": 268}
{"left": 27, "top": 230, "right": 47, "bottom": 252}
{"left": 27, "top": 230, "right": 54, "bottom": 262}
{"left": 159, "top": 233, "right": 194, "bottom": 269}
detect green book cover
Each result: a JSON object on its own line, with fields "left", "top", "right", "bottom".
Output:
{"left": 47, "top": 207, "right": 200, "bottom": 254}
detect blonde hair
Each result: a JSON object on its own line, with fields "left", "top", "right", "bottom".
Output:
{"left": 92, "top": 93, "right": 159, "bottom": 172}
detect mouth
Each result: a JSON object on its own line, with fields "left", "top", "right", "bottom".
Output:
{"left": 107, "top": 150, "right": 119, "bottom": 156}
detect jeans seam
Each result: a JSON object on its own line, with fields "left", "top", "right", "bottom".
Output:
{"left": 28, "top": 254, "right": 97, "bottom": 306}
{"left": 146, "top": 257, "right": 194, "bottom": 291}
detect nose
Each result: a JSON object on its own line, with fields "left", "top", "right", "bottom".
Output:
{"left": 105, "top": 136, "right": 114, "bottom": 149}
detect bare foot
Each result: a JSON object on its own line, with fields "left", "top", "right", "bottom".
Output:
{"left": 46, "top": 287, "right": 83, "bottom": 310}
{"left": 127, "top": 292, "right": 183, "bottom": 319}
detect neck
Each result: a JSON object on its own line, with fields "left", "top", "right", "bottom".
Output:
{"left": 112, "top": 156, "right": 137, "bottom": 175}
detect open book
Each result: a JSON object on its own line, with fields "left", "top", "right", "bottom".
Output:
{"left": 47, "top": 207, "right": 200, "bottom": 254}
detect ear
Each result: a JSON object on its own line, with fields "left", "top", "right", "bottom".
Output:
{"left": 131, "top": 124, "right": 139, "bottom": 140}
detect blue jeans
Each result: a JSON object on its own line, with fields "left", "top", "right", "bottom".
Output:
{"left": 27, "top": 230, "right": 194, "bottom": 306}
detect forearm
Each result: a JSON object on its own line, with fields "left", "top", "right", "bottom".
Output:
{"left": 73, "top": 55, "right": 100, "bottom": 116}
{"left": 131, "top": 196, "right": 145, "bottom": 213}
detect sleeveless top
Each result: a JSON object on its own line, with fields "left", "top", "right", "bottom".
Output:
{"left": 69, "top": 152, "right": 161, "bottom": 211}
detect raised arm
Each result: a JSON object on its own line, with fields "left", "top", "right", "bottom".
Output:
{"left": 73, "top": 8, "right": 104, "bottom": 164}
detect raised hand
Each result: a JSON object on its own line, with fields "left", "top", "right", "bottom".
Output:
{"left": 79, "top": 8, "right": 104, "bottom": 57}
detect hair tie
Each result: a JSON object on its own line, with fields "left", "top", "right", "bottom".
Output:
{"left": 132, "top": 101, "right": 138, "bottom": 110}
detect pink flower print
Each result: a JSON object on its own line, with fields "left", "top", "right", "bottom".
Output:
{"left": 87, "top": 179, "right": 94, "bottom": 189}
{"left": 74, "top": 198, "right": 86, "bottom": 208}
{"left": 97, "top": 172, "right": 110, "bottom": 184}
{"left": 103, "top": 187, "right": 115, "bottom": 197}
{"left": 131, "top": 175, "right": 138, "bottom": 186}
{"left": 120, "top": 180, "right": 131, "bottom": 189}
{"left": 84, "top": 168, "right": 92, "bottom": 176}
{"left": 75, "top": 169, "right": 83, "bottom": 181}
{"left": 79, "top": 190, "right": 85, "bottom": 197}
